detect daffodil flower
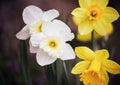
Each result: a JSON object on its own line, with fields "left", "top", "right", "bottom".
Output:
{"left": 30, "top": 19, "right": 75, "bottom": 66}
{"left": 72, "top": 0, "right": 119, "bottom": 36}
{"left": 71, "top": 46, "right": 120, "bottom": 85}
{"left": 16, "top": 5, "right": 59, "bottom": 40}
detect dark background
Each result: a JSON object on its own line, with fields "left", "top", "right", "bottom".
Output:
{"left": 0, "top": 0, "right": 120, "bottom": 85}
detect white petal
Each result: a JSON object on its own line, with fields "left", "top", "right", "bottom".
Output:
{"left": 23, "top": 5, "right": 43, "bottom": 25}
{"left": 29, "top": 42, "right": 39, "bottom": 53}
{"left": 42, "top": 19, "right": 71, "bottom": 35}
{"left": 63, "top": 33, "right": 75, "bottom": 41}
{"left": 16, "top": 25, "right": 30, "bottom": 40}
{"left": 30, "top": 33, "right": 45, "bottom": 47}
{"left": 42, "top": 9, "right": 59, "bottom": 21}
{"left": 51, "top": 19, "right": 71, "bottom": 34}
{"left": 60, "top": 44, "right": 75, "bottom": 60}
{"left": 36, "top": 49, "right": 57, "bottom": 66}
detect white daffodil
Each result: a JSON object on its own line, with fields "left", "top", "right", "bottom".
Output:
{"left": 16, "top": 5, "right": 59, "bottom": 40}
{"left": 30, "top": 19, "right": 75, "bottom": 66}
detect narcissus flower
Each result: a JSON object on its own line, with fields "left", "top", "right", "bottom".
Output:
{"left": 71, "top": 46, "right": 120, "bottom": 85}
{"left": 72, "top": 0, "right": 119, "bottom": 36}
{"left": 30, "top": 20, "right": 75, "bottom": 66}
{"left": 16, "top": 5, "right": 59, "bottom": 40}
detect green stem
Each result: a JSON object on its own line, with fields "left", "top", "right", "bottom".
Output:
{"left": 91, "top": 30, "right": 94, "bottom": 50}
{"left": 20, "top": 41, "right": 32, "bottom": 85}
{"left": 63, "top": 61, "right": 70, "bottom": 85}
{"left": 44, "top": 65, "right": 57, "bottom": 85}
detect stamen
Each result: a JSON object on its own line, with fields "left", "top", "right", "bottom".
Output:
{"left": 88, "top": 5, "right": 103, "bottom": 20}
{"left": 91, "top": 10, "right": 97, "bottom": 17}
{"left": 50, "top": 42, "right": 56, "bottom": 47}
{"left": 48, "top": 40, "right": 58, "bottom": 49}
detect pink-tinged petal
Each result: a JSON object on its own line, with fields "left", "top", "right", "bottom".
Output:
{"left": 23, "top": 5, "right": 43, "bottom": 25}
{"left": 43, "top": 9, "right": 59, "bottom": 21}
{"left": 30, "top": 33, "right": 45, "bottom": 47}
{"left": 36, "top": 49, "right": 57, "bottom": 66}
{"left": 60, "top": 44, "right": 75, "bottom": 60}
{"left": 29, "top": 42, "right": 39, "bottom": 53}
{"left": 16, "top": 25, "right": 30, "bottom": 40}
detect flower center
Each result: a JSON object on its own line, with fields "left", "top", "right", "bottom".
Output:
{"left": 90, "top": 10, "right": 97, "bottom": 17}
{"left": 40, "top": 37, "right": 63, "bottom": 58}
{"left": 88, "top": 5, "right": 103, "bottom": 20}
{"left": 30, "top": 21, "right": 43, "bottom": 34}
{"left": 49, "top": 41, "right": 57, "bottom": 48}
{"left": 37, "top": 22, "right": 42, "bottom": 32}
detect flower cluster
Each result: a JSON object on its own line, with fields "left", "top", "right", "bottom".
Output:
{"left": 71, "top": 0, "right": 120, "bottom": 85}
{"left": 16, "top": 5, "right": 75, "bottom": 66}
{"left": 16, "top": 0, "right": 120, "bottom": 85}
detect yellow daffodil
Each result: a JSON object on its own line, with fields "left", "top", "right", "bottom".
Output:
{"left": 72, "top": 0, "right": 119, "bottom": 36}
{"left": 16, "top": 5, "right": 59, "bottom": 40}
{"left": 30, "top": 20, "right": 75, "bottom": 66}
{"left": 71, "top": 46, "right": 120, "bottom": 85}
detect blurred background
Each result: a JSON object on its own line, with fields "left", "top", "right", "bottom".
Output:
{"left": 0, "top": 0, "right": 120, "bottom": 85}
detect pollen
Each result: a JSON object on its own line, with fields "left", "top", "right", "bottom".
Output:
{"left": 48, "top": 40, "right": 58, "bottom": 49}
{"left": 50, "top": 41, "right": 56, "bottom": 47}
{"left": 88, "top": 5, "right": 103, "bottom": 20}
{"left": 91, "top": 10, "right": 97, "bottom": 17}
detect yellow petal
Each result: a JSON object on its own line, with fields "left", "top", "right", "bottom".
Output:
{"left": 92, "top": 0, "right": 109, "bottom": 8}
{"left": 71, "top": 8, "right": 86, "bottom": 18}
{"left": 78, "top": 20, "right": 93, "bottom": 35}
{"left": 77, "top": 23, "right": 113, "bottom": 42}
{"left": 102, "top": 60, "right": 120, "bottom": 74}
{"left": 103, "top": 7, "right": 119, "bottom": 23}
{"left": 71, "top": 61, "right": 90, "bottom": 74}
{"left": 93, "top": 20, "right": 108, "bottom": 36}
{"left": 101, "top": 67, "right": 109, "bottom": 85}
{"left": 72, "top": 16, "right": 87, "bottom": 26}
{"left": 78, "top": 0, "right": 91, "bottom": 8}
{"left": 105, "top": 23, "right": 113, "bottom": 35}
{"left": 95, "top": 49, "right": 109, "bottom": 60}
{"left": 72, "top": 16, "right": 82, "bottom": 26}
{"left": 77, "top": 31, "right": 92, "bottom": 42}
{"left": 77, "top": 30, "right": 101, "bottom": 42}
{"left": 75, "top": 46, "right": 94, "bottom": 60}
